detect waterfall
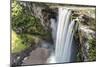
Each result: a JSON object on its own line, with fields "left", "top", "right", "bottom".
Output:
{"left": 50, "top": 18, "right": 57, "bottom": 43}
{"left": 55, "top": 8, "right": 77, "bottom": 63}
{"left": 47, "top": 7, "right": 78, "bottom": 63}
{"left": 46, "top": 18, "right": 57, "bottom": 63}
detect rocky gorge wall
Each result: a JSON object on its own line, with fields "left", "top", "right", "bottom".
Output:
{"left": 19, "top": 1, "right": 96, "bottom": 62}
{"left": 11, "top": 1, "right": 96, "bottom": 66}
{"left": 72, "top": 10, "right": 96, "bottom": 61}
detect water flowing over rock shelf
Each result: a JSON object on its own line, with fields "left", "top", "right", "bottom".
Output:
{"left": 11, "top": 0, "right": 96, "bottom": 66}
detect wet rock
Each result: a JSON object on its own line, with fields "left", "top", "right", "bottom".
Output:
{"left": 22, "top": 48, "right": 49, "bottom": 65}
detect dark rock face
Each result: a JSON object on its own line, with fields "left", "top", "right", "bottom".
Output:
{"left": 78, "top": 26, "right": 96, "bottom": 61}
{"left": 11, "top": 2, "right": 58, "bottom": 66}
{"left": 12, "top": 1, "right": 96, "bottom": 65}
{"left": 72, "top": 10, "right": 96, "bottom": 62}
{"left": 20, "top": 2, "right": 58, "bottom": 31}
{"left": 78, "top": 15, "right": 96, "bottom": 61}
{"left": 20, "top": 2, "right": 58, "bottom": 43}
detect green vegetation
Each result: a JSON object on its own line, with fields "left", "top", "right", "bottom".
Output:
{"left": 88, "top": 38, "right": 96, "bottom": 61}
{"left": 12, "top": 31, "right": 29, "bottom": 53}
{"left": 12, "top": 0, "right": 45, "bottom": 35}
{"left": 11, "top": 0, "right": 51, "bottom": 53}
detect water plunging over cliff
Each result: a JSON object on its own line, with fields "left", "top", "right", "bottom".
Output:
{"left": 55, "top": 8, "right": 75, "bottom": 63}
{"left": 47, "top": 7, "right": 78, "bottom": 63}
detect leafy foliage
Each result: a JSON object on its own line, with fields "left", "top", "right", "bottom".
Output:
{"left": 88, "top": 38, "right": 96, "bottom": 61}
{"left": 12, "top": 0, "right": 45, "bottom": 35}
{"left": 12, "top": 31, "right": 29, "bottom": 53}
{"left": 11, "top": 0, "right": 51, "bottom": 53}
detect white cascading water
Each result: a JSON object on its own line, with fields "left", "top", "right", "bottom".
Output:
{"left": 55, "top": 8, "right": 76, "bottom": 63}
{"left": 47, "top": 7, "right": 78, "bottom": 63}
{"left": 50, "top": 18, "right": 57, "bottom": 43}
{"left": 46, "top": 18, "right": 57, "bottom": 63}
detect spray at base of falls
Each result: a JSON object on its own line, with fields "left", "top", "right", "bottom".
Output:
{"left": 47, "top": 7, "right": 78, "bottom": 63}
{"left": 46, "top": 18, "right": 57, "bottom": 63}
